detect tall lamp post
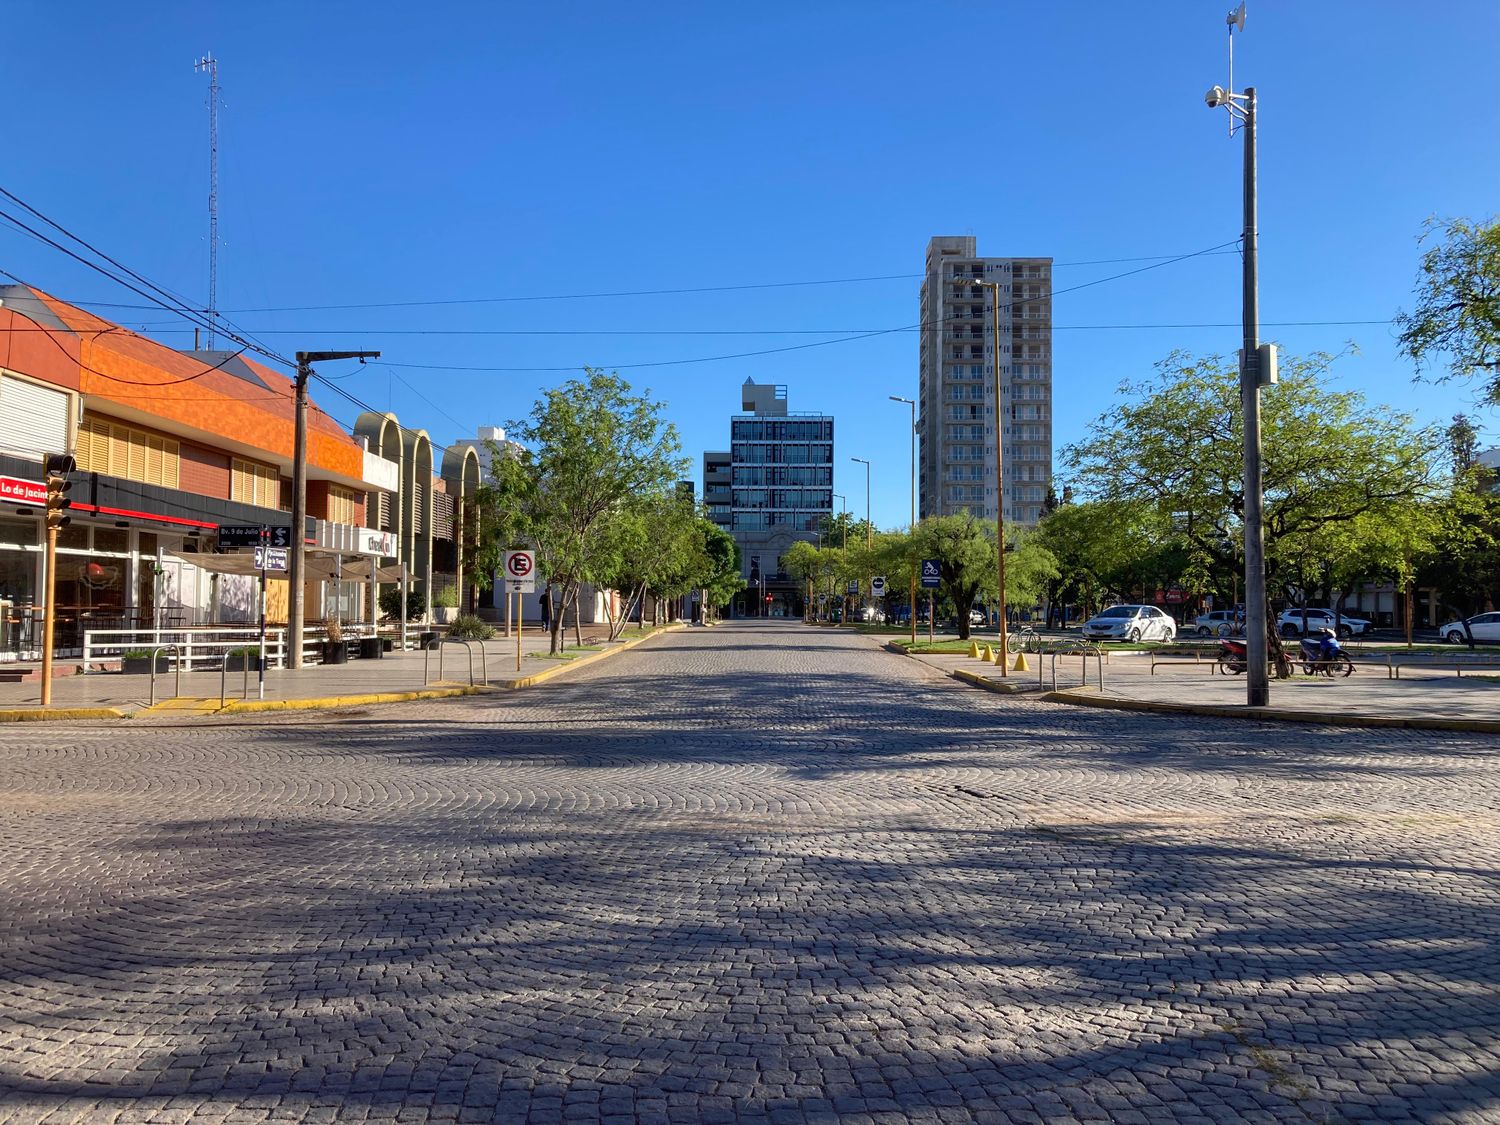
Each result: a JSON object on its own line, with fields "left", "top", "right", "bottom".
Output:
{"left": 957, "top": 274, "right": 1009, "bottom": 671}
{"left": 889, "top": 395, "right": 917, "bottom": 645}
{"left": 832, "top": 491, "right": 847, "bottom": 623}
{"left": 851, "top": 457, "right": 872, "bottom": 624}
{"left": 1207, "top": 2, "right": 1273, "bottom": 706}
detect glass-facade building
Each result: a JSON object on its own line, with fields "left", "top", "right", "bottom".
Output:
{"left": 704, "top": 379, "right": 833, "bottom": 616}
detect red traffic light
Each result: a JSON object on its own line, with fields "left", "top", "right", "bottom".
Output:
{"left": 764, "top": 594, "right": 773, "bottom": 603}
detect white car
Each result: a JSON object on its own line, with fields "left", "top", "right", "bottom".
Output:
{"left": 1193, "top": 610, "right": 1241, "bottom": 636}
{"left": 1277, "top": 607, "right": 1372, "bottom": 639}
{"left": 1081, "top": 604, "right": 1177, "bottom": 643}
{"left": 1439, "top": 612, "right": 1500, "bottom": 645}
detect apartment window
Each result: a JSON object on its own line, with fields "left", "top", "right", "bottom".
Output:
{"left": 76, "top": 416, "right": 180, "bottom": 489}
{"left": 327, "top": 484, "right": 363, "bottom": 526}
{"left": 231, "top": 458, "right": 281, "bottom": 509}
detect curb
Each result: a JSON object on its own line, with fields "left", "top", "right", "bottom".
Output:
{"left": 953, "top": 668, "right": 1034, "bottom": 694}
{"left": 507, "top": 625, "right": 679, "bottom": 688}
{"left": 0, "top": 707, "right": 129, "bottom": 723}
{"left": 216, "top": 685, "right": 491, "bottom": 714}
{"left": 1041, "top": 688, "right": 1500, "bottom": 734}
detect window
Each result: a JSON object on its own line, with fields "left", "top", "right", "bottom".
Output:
{"left": 76, "top": 416, "right": 180, "bottom": 489}
{"left": 231, "top": 459, "right": 281, "bottom": 509}
{"left": 327, "top": 485, "right": 363, "bottom": 526}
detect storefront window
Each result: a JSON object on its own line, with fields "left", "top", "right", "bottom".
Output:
{"left": 57, "top": 525, "right": 90, "bottom": 551}
{"left": 93, "top": 528, "right": 130, "bottom": 554}
{"left": 0, "top": 518, "right": 36, "bottom": 550}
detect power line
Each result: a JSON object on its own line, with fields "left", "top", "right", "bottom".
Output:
{"left": 50, "top": 249, "right": 1244, "bottom": 314}
{"left": 377, "top": 241, "right": 1245, "bottom": 372}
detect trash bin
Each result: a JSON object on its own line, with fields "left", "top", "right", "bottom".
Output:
{"left": 419, "top": 631, "right": 438, "bottom": 650}
{"left": 381, "top": 637, "right": 394, "bottom": 653}
{"left": 359, "top": 637, "right": 384, "bottom": 659}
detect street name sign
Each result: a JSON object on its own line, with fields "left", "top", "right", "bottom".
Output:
{"left": 921, "top": 559, "right": 941, "bottom": 588}
{"left": 219, "top": 525, "right": 292, "bottom": 549}
{"left": 254, "top": 546, "right": 289, "bottom": 571}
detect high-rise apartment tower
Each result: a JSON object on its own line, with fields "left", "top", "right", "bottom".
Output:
{"left": 917, "top": 236, "right": 1052, "bottom": 525}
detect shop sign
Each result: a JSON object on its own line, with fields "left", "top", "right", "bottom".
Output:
{"left": 361, "top": 529, "right": 397, "bottom": 557}
{"left": 0, "top": 475, "right": 47, "bottom": 507}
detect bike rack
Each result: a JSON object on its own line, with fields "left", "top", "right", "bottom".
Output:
{"left": 218, "top": 656, "right": 255, "bottom": 709}
{"left": 147, "top": 645, "right": 183, "bottom": 707}
{"left": 1040, "top": 638, "right": 1104, "bottom": 691}
{"left": 426, "top": 639, "right": 481, "bottom": 687}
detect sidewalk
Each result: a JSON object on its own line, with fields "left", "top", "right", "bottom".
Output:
{"left": 889, "top": 639, "right": 1500, "bottom": 733}
{"left": 0, "top": 626, "right": 675, "bottom": 719}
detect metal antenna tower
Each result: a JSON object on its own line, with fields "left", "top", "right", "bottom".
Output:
{"left": 194, "top": 53, "right": 220, "bottom": 347}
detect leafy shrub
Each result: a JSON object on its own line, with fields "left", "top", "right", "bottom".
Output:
{"left": 432, "top": 585, "right": 460, "bottom": 609}
{"left": 446, "top": 613, "right": 495, "bottom": 640}
{"left": 379, "top": 588, "right": 426, "bottom": 622}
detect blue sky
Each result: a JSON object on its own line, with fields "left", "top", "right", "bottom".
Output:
{"left": 3, "top": 1, "right": 1497, "bottom": 530}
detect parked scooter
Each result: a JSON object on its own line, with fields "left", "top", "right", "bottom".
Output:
{"left": 1299, "top": 631, "right": 1355, "bottom": 677}
{"left": 1217, "top": 637, "right": 1249, "bottom": 675}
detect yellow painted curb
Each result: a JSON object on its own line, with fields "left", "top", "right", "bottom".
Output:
{"left": 0, "top": 707, "right": 128, "bottom": 722}
{"left": 952, "top": 668, "right": 1031, "bottom": 694}
{"left": 507, "top": 625, "right": 679, "bottom": 688}
{"left": 1042, "top": 689, "right": 1500, "bottom": 734}
{"left": 218, "top": 685, "right": 490, "bottom": 714}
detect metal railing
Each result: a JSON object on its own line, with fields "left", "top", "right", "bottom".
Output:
{"left": 84, "top": 627, "right": 287, "bottom": 674}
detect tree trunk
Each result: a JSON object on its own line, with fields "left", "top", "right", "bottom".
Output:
{"left": 573, "top": 590, "right": 583, "bottom": 647}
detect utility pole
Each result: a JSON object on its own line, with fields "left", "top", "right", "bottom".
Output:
{"left": 194, "top": 54, "right": 220, "bottom": 348}
{"left": 1207, "top": 4, "right": 1274, "bottom": 706}
{"left": 289, "top": 351, "right": 379, "bottom": 668}
{"left": 889, "top": 396, "right": 917, "bottom": 645}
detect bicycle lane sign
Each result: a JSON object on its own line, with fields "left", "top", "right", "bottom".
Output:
{"left": 920, "top": 559, "right": 941, "bottom": 588}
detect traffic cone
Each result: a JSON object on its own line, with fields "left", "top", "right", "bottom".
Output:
{"left": 980, "top": 644, "right": 993, "bottom": 663}
{"left": 968, "top": 641, "right": 981, "bottom": 659}
{"left": 1013, "top": 650, "right": 1030, "bottom": 673}
{"left": 993, "top": 646, "right": 1008, "bottom": 665}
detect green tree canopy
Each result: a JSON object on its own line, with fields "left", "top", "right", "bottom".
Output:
{"left": 474, "top": 369, "right": 686, "bottom": 653}
{"left": 1065, "top": 351, "right": 1446, "bottom": 612}
{"left": 1396, "top": 216, "right": 1500, "bottom": 402}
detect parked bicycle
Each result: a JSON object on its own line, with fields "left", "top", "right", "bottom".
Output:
{"left": 1006, "top": 624, "right": 1045, "bottom": 654}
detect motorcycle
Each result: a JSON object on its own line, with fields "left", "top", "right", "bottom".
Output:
{"left": 1299, "top": 635, "right": 1355, "bottom": 678}
{"left": 1217, "top": 637, "right": 1248, "bottom": 675}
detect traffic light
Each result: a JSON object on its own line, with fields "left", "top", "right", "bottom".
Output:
{"left": 44, "top": 453, "right": 74, "bottom": 530}
{"left": 765, "top": 594, "right": 773, "bottom": 603}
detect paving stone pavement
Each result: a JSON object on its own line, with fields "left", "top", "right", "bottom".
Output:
{"left": 1, "top": 620, "right": 1497, "bottom": 1124}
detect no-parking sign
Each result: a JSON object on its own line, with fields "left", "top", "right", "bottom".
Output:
{"left": 504, "top": 549, "right": 536, "bottom": 593}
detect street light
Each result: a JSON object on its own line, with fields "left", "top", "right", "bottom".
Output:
{"left": 889, "top": 395, "right": 917, "bottom": 644}
{"left": 1206, "top": 1, "right": 1273, "bottom": 706}
{"left": 954, "top": 274, "right": 1009, "bottom": 672}
{"left": 831, "top": 492, "right": 847, "bottom": 622}
{"left": 851, "top": 457, "right": 871, "bottom": 626}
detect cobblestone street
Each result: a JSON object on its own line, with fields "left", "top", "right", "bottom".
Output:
{"left": 1, "top": 621, "right": 1496, "bottom": 1123}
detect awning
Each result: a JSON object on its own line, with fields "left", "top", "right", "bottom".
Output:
{"left": 168, "top": 552, "right": 408, "bottom": 583}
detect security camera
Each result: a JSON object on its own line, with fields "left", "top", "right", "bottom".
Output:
{"left": 1205, "top": 85, "right": 1227, "bottom": 108}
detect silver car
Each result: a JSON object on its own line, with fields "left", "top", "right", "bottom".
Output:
{"left": 1081, "top": 604, "right": 1177, "bottom": 642}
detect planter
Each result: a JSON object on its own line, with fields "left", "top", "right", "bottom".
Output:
{"left": 224, "top": 652, "right": 261, "bottom": 672}
{"left": 358, "top": 637, "right": 384, "bottom": 660}
{"left": 121, "top": 657, "right": 155, "bottom": 675}
{"left": 433, "top": 606, "right": 458, "bottom": 625}
{"left": 322, "top": 641, "right": 349, "bottom": 665}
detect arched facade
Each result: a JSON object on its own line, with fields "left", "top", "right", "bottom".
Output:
{"left": 400, "top": 428, "right": 435, "bottom": 617}
{"left": 441, "top": 444, "right": 483, "bottom": 612}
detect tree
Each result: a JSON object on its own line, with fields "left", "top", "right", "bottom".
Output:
{"left": 474, "top": 370, "right": 687, "bottom": 654}
{"left": 591, "top": 490, "right": 701, "bottom": 640}
{"left": 696, "top": 519, "right": 743, "bottom": 623}
{"left": 1396, "top": 216, "right": 1500, "bottom": 402}
{"left": 912, "top": 512, "right": 994, "bottom": 640}
{"left": 1066, "top": 351, "right": 1446, "bottom": 629}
